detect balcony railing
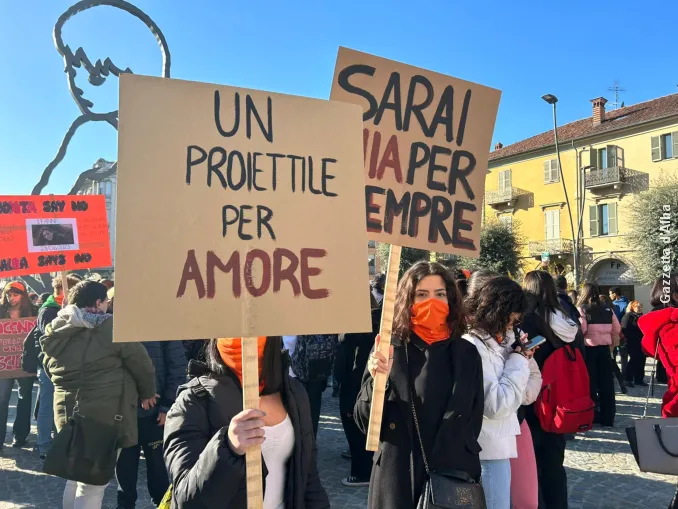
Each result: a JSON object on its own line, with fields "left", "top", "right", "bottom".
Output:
{"left": 485, "top": 187, "right": 527, "bottom": 207}
{"left": 584, "top": 166, "right": 626, "bottom": 189}
{"left": 528, "top": 239, "right": 574, "bottom": 257}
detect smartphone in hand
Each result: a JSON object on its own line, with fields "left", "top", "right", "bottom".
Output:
{"left": 522, "top": 335, "right": 546, "bottom": 351}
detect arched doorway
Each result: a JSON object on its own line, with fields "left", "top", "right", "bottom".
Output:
{"left": 586, "top": 258, "right": 636, "bottom": 300}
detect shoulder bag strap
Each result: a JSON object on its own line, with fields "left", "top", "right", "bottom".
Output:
{"left": 405, "top": 343, "right": 431, "bottom": 476}
{"left": 643, "top": 339, "right": 661, "bottom": 419}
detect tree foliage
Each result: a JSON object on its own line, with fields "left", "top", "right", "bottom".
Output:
{"left": 627, "top": 173, "right": 678, "bottom": 284}
{"left": 376, "top": 243, "right": 430, "bottom": 278}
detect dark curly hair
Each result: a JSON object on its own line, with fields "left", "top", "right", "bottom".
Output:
{"left": 392, "top": 261, "right": 465, "bottom": 341}
{"left": 466, "top": 276, "right": 526, "bottom": 339}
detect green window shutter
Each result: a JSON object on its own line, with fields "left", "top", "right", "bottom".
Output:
{"left": 608, "top": 202, "right": 618, "bottom": 235}
{"left": 607, "top": 145, "right": 617, "bottom": 167}
{"left": 672, "top": 132, "right": 678, "bottom": 158}
{"left": 589, "top": 205, "right": 599, "bottom": 237}
{"left": 651, "top": 136, "right": 661, "bottom": 161}
{"left": 544, "top": 161, "right": 550, "bottom": 183}
{"left": 589, "top": 148, "right": 598, "bottom": 169}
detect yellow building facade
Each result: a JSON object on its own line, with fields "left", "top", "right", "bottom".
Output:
{"left": 486, "top": 94, "right": 678, "bottom": 305}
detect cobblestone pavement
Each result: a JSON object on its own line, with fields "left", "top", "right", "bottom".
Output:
{"left": 2, "top": 378, "right": 677, "bottom": 508}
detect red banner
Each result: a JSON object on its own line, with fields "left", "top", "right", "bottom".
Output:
{"left": 0, "top": 317, "right": 37, "bottom": 379}
{"left": 0, "top": 195, "right": 112, "bottom": 277}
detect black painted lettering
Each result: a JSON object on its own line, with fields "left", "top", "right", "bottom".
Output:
{"left": 429, "top": 196, "right": 453, "bottom": 244}
{"left": 214, "top": 90, "right": 240, "bottom": 138}
{"left": 337, "top": 64, "right": 378, "bottom": 121}
{"left": 406, "top": 141, "right": 430, "bottom": 185}
{"left": 384, "top": 190, "right": 411, "bottom": 235}
{"left": 186, "top": 145, "right": 207, "bottom": 185}
{"left": 427, "top": 145, "right": 451, "bottom": 192}
{"left": 448, "top": 150, "right": 476, "bottom": 200}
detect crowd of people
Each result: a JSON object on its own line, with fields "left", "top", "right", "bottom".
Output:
{"left": 0, "top": 266, "right": 677, "bottom": 509}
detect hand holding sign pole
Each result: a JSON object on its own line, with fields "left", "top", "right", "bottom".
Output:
{"left": 114, "top": 74, "right": 372, "bottom": 509}
{"left": 330, "top": 48, "right": 501, "bottom": 452}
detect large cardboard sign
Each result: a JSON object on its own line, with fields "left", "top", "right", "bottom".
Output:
{"left": 114, "top": 74, "right": 371, "bottom": 342}
{"left": 331, "top": 48, "right": 502, "bottom": 256}
{"left": 0, "top": 318, "right": 37, "bottom": 379}
{"left": 0, "top": 195, "right": 111, "bottom": 277}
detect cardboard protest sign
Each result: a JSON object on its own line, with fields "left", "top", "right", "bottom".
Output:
{"left": 330, "top": 47, "right": 502, "bottom": 256}
{"left": 114, "top": 74, "right": 371, "bottom": 343}
{"left": 0, "top": 195, "right": 111, "bottom": 277}
{"left": 0, "top": 318, "right": 37, "bottom": 379}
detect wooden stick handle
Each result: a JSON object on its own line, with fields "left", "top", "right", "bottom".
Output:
{"left": 242, "top": 337, "right": 264, "bottom": 509}
{"left": 366, "top": 244, "right": 402, "bottom": 452}
{"left": 60, "top": 272, "right": 69, "bottom": 307}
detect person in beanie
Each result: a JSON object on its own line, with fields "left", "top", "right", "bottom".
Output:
{"left": 0, "top": 281, "right": 37, "bottom": 449}
{"left": 114, "top": 285, "right": 188, "bottom": 508}
{"left": 41, "top": 281, "right": 157, "bottom": 509}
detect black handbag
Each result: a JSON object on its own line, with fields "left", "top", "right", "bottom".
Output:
{"left": 405, "top": 344, "right": 487, "bottom": 509}
{"left": 43, "top": 332, "right": 124, "bottom": 485}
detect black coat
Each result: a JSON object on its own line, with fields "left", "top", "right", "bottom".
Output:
{"left": 138, "top": 341, "right": 187, "bottom": 418}
{"left": 354, "top": 335, "right": 484, "bottom": 509}
{"left": 621, "top": 311, "right": 643, "bottom": 344}
{"left": 163, "top": 362, "right": 329, "bottom": 509}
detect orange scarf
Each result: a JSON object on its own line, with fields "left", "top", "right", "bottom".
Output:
{"left": 217, "top": 337, "right": 267, "bottom": 392}
{"left": 410, "top": 299, "right": 451, "bottom": 345}
{"left": 54, "top": 294, "right": 64, "bottom": 307}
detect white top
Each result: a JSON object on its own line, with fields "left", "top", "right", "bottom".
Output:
{"left": 262, "top": 414, "right": 295, "bottom": 509}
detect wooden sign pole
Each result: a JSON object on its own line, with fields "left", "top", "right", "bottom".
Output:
{"left": 242, "top": 336, "right": 264, "bottom": 509}
{"left": 60, "top": 272, "right": 69, "bottom": 307}
{"left": 365, "top": 244, "right": 402, "bottom": 451}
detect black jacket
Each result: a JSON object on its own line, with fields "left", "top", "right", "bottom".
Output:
{"left": 163, "top": 361, "right": 330, "bottom": 509}
{"left": 354, "top": 335, "right": 484, "bottom": 509}
{"left": 139, "top": 341, "right": 187, "bottom": 418}
{"left": 621, "top": 311, "right": 643, "bottom": 344}
{"left": 557, "top": 291, "right": 581, "bottom": 323}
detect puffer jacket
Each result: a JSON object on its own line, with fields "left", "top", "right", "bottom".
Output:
{"left": 40, "top": 306, "right": 156, "bottom": 448}
{"left": 640, "top": 308, "right": 678, "bottom": 417}
{"left": 138, "top": 341, "right": 187, "bottom": 418}
{"left": 464, "top": 329, "right": 530, "bottom": 460}
{"left": 578, "top": 304, "right": 621, "bottom": 347}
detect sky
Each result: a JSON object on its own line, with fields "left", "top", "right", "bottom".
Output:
{"left": 1, "top": 0, "right": 677, "bottom": 195}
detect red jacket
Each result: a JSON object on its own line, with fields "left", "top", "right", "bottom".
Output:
{"left": 640, "top": 308, "right": 678, "bottom": 417}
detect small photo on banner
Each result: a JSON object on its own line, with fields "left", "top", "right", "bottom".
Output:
{"left": 0, "top": 196, "right": 112, "bottom": 277}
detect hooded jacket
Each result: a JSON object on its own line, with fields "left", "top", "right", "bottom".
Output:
{"left": 40, "top": 305, "right": 157, "bottom": 448}
{"left": 578, "top": 303, "right": 621, "bottom": 347}
{"left": 640, "top": 307, "right": 678, "bottom": 417}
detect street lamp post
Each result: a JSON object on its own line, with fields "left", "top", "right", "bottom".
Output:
{"left": 542, "top": 94, "right": 579, "bottom": 287}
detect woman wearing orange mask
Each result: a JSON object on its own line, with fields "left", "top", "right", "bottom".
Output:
{"left": 354, "top": 261, "right": 484, "bottom": 509}
{"left": 163, "top": 336, "right": 329, "bottom": 509}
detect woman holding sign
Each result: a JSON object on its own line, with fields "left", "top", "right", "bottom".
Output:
{"left": 355, "top": 261, "right": 484, "bottom": 509}
{"left": 163, "top": 337, "right": 329, "bottom": 509}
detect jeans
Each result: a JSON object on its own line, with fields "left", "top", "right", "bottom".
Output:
{"left": 0, "top": 376, "right": 35, "bottom": 445}
{"left": 510, "top": 420, "right": 538, "bottom": 509}
{"left": 116, "top": 415, "right": 170, "bottom": 508}
{"left": 63, "top": 480, "right": 107, "bottom": 509}
{"left": 302, "top": 379, "right": 328, "bottom": 436}
{"left": 36, "top": 368, "right": 55, "bottom": 454}
{"left": 481, "top": 459, "right": 511, "bottom": 509}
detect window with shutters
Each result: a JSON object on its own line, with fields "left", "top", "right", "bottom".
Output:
{"left": 498, "top": 169, "right": 512, "bottom": 192}
{"left": 589, "top": 202, "right": 618, "bottom": 237}
{"left": 499, "top": 214, "right": 513, "bottom": 231}
{"left": 544, "top": 210, "right": 560, "bottom": 240}
{"left": 543, "top": 159, "right": 559, "bottom": 184}
{"left": 651, "top": 132, "right": 678, "bottom": 161}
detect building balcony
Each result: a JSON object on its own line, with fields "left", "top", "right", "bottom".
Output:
{"left": 485, "top": 187, "right": 528, "bottom": 209}
{"left": 584, "top": 166, "right": 626, "bottom": 192}
{"left": 528, "top": 239, "right": 574, "bottom": 258}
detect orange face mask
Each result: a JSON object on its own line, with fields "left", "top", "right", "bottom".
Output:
{"left": 54, "top": 294, "right": 64, "bottom": 307}
{"left": 216, "top": 337, "right": 267, "bottom": 392}
{"left": 410, "top": 299, "right": 451, "bottom": 345}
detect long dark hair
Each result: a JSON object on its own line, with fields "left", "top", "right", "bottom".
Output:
{"left": 577, "top": 283, "right": 602, "bottom": 309}
{"left": 206, "top": 337, "right": 284, "bottom": 395}
{"left": 392, "top": 261, "right": 465, "bottom": 340}
{"left": 522, "top": 271, "right": 562, "bottom": 344}
{"left": 1, "top": 283, "right": 34, "bottom": 318}
{"left": 466, "top": 270, "right": 499, "bottom": 300}
{"left": 650, "top": 273, "right": 678, "bottom": 309}
{"left": 466, "top": 276, "right": 526, "bottom": 340}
